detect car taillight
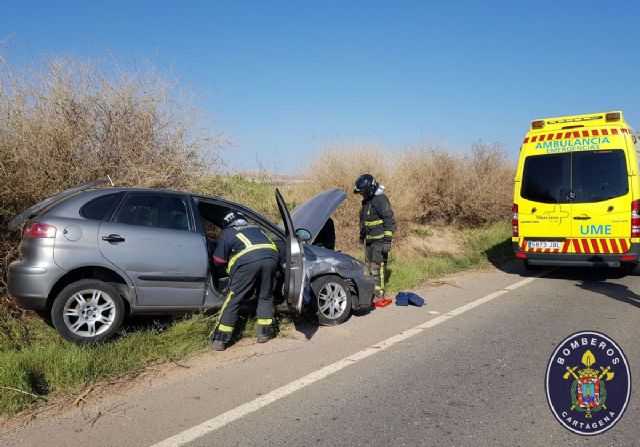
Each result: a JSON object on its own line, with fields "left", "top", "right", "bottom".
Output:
{"left": 632, "top": 200, "right": 640, "bottom": 238}
{"left": 23, "top": 222, "right": 57, "bottom": 239}
{"left": 512, "top": 203, "right": 519, "bottom": 237}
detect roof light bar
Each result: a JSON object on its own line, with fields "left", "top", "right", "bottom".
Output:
{"left": 606, "top": 112, "right": 621, "bottom": 122}
{"left": 531, "top": 120, "right": 545, "bottom": 129}
{"left": 547, "top": 115, "right": 602, "bottom": 125}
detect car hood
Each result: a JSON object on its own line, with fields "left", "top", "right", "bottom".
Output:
{"left": 290, "top": 188, "right": 347, "bottom": 243}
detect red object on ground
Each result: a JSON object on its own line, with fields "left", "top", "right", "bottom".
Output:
{"left": 373, "top": 298, "right": 393, "bottom": 308}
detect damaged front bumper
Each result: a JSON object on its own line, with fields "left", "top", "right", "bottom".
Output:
{"left": 349, "top": 275, "right": 376, "bottom": 309}
{"left": 303, "top": 245, "right": 375, "bottom": 310}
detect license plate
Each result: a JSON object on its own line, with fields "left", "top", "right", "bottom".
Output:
{"left": 527, "top": 241, "right": 562, "bottom": 250}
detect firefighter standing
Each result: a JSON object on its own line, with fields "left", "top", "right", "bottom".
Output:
{"left": 210, "top": 211, "right": 280, "bottom": 351}
{"left": 354, "top": 174, "right": 396, "bottom": 298}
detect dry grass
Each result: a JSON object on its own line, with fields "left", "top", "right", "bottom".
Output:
{"left": 298, "top": 142, "right": 514, "bottom": 252}
{"left": 0, "top": 56, "right": 225, "bottom": 310}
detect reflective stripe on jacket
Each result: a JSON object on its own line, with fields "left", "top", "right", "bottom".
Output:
{"left": 213, "top": 225, "right": 280, "bottom": 275}
{"left": 360, "top": 193, "right": 396, "bottom": 242}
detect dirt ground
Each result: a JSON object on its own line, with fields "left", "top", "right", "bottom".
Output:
{"left": 395, "top": 226, "right": 464, "bottom": 258}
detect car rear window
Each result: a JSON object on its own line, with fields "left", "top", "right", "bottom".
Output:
{"left": 521, "top": 150, "right": 628, "bottom": 204}
{"left": 80, "top": 193, "right": 121, "bottom": 220}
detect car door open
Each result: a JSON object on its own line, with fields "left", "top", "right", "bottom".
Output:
{"left": 275, "top": 188, "right": 306, "bottom": 312}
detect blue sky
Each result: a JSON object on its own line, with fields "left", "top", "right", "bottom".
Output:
{"left": 2, "top": 0, "right": 639, "bottom": 173}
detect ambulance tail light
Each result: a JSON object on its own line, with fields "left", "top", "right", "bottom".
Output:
{"left": 606, "top": 112, "right": 621, "bottom": 122}
{"left": 512, "top": 203, "right": 519, "bottom": 237}
{"left": 632, "top": 200, "right": 640, "bottom": 238}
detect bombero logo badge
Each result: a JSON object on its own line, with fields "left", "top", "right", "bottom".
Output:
{"left": 545, "top": 331, "right": 631, "bottom": 435}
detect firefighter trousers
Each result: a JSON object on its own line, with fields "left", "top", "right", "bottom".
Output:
{"left": 216, "top": 258, "right": 278, "bottom": 338}
{"left": 365, "top": 241, "right": 389, "bottom": 294}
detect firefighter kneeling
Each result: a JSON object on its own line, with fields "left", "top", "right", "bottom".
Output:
{"left": 210, "top": 211, "right": 280, "bottom": 351}
{"left": 354, "top": 174, "right": 396, "bottom": 299}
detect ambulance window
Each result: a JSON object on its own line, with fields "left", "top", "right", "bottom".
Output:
{"left": 521, "top": 154, "right": 571, "bottom": 203}
{"left": 571, "top": 150, "right": 628, "bottom": 203}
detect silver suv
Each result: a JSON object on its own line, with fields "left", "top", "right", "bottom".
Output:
{"left": 8, "top": 180, "right": 374, "bottom": 343}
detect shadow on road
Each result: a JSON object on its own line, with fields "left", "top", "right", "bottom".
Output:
{"left": 293, "top": 316, "right": 319, "bottom": 340}
{"left": 482, "top": 233, "right": 640, "bottom": 308}
{"left": 576, "top": 277, "right": 640, "bottom": 309}
{"left": 542, "top": 266, "right": 628, "bottom": 281}
{"left": 484, "top": 237, "right": 515, "bottom": 271}
{"left": 494, "top": 256, "right": 640, "bottom": 309}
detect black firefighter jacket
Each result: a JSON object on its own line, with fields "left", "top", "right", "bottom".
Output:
{"left": 360, "top": 193, "right": 396, "bottom": 243}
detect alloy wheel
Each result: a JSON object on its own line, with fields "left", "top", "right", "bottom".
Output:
{"left": 62, "top": 289, "right": 116, "bottom": 337}
{"left": 317, "top": 282, "right": 348, "bottom": 320}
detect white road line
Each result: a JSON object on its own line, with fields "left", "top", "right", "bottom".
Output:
{"left": 150, "top": 271, "right": 547, "bottom": 447}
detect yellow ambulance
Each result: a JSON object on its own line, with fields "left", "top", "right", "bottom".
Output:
{"left": 513, "top": 111, "right": 640, "bottom": 272}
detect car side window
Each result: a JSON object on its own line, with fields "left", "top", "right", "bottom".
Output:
{"left": 113, "top": 194, "right": 191, "bottom": 231}
{"left": 80, "top": 193, "right": 121, "bottom": 220}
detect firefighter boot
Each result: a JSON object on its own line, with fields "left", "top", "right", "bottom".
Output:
{"left": 256, "top": 324, "right": 276, "bottom": 343}
{"left": 209, "top": 328, "right": 233, "bottom": 351}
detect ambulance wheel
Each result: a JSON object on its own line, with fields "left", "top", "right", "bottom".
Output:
{"left": 311, "top": 275, "right": 351, "bottom": 326}
{"left": 622, "top": 262, "right": 640, "bottom": 276}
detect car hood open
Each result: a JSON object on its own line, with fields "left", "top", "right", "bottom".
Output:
{"left": 289, "top": 189, "right": 347, "bottom": 243}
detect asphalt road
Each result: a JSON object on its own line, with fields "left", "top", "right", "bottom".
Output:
{"left": 3, "top": 261, "right": 640, "bottom": 446}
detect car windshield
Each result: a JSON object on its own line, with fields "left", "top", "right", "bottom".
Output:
{"left": 521, "top": 150, "right": 629, "bottom": 204}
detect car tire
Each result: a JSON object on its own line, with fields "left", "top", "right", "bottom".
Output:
{"left": 51, "top": 279, "right": 125, "bottom": 344}
{"left": 311, "top": 275, "right": 352, "bottom": 326}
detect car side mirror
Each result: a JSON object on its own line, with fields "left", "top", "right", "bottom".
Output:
{"left": 295, "top": 228, "right": 312, "bottom": 242}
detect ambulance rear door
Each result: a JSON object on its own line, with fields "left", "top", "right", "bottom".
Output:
{"left": 518, "top": 152, "right": 572, "bottom": 252}
{"left": 570, "top": 149, "right": 632, "bottom": 254}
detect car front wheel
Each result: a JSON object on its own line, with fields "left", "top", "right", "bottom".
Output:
{"left": 311, "top": 275, "right": 352, "bottom": 326}
{"left": 51, "top": 279, "right": 125, "bottom": 344}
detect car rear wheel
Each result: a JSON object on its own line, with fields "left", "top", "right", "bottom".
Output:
{"left": 51, "top": 279, "right": 125, "bottom": 344}
{"left": 311, "top": 275, "right": 351, "bottom": 326}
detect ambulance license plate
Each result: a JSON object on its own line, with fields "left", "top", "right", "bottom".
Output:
{"left": 527, "top": 241, "right": 561, "bottom": 250}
